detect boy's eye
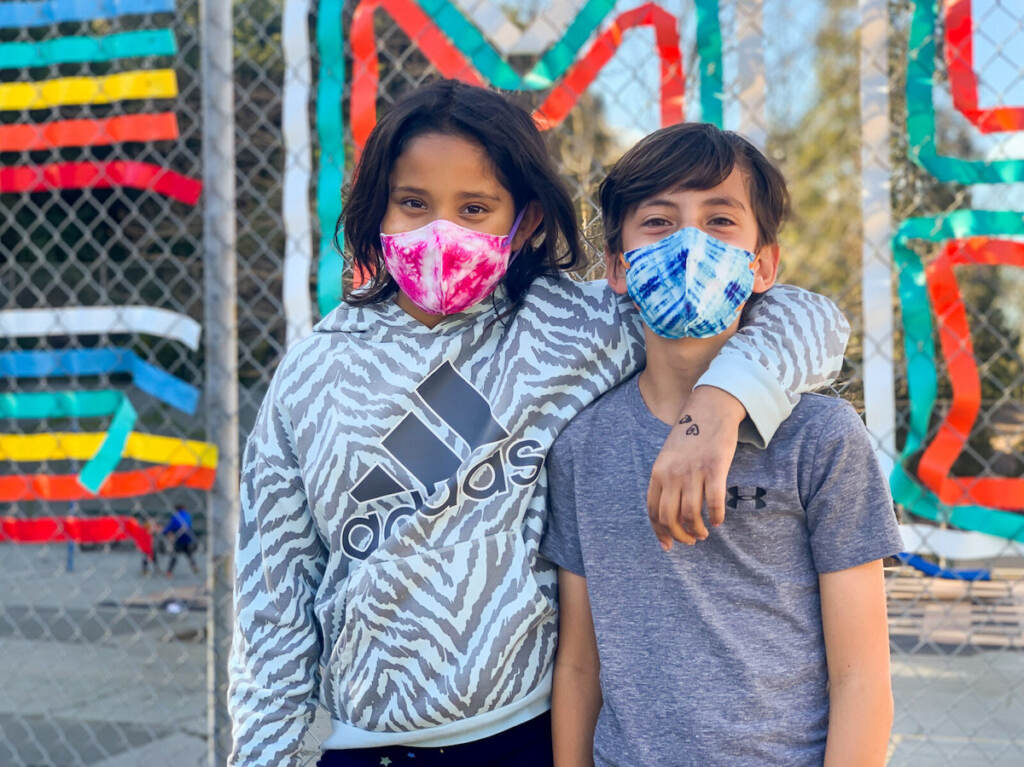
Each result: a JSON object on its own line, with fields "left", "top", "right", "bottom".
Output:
{"left": 708, "top": 216, "right": 735, "bottom": 227}
{"left": 642, "top": 217, "right": 673, "bottom": 227}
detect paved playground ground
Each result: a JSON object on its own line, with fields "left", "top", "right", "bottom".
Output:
{"left": 1, "top": 544, "right": 1021, "bottom": 766}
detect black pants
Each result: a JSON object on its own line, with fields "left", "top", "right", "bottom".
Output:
{"left": 316, "top": 711, "right": 553, "bottom": 767}
{"left": 166, "top": 538, "right": 198, "bottom": 573}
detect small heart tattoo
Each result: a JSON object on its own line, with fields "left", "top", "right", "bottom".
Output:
{"left": 686, "top": 424, "right": 700, "bottom": 436}
{"left": 679, "top": 414, "right": 693, "bottom": 425}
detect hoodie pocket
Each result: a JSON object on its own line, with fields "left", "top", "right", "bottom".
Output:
{"left": 327, "top": 529, "right": 557, "bottom": 732}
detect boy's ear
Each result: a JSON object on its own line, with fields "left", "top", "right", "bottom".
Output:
{"left": 752, "top": 243, "right": 780, "bottom": 294}
{"left": 605, "top": 250, "right": 629, "bottom": 294}
{"left": 510, "top": 200, "right": 544, "bottom": 252}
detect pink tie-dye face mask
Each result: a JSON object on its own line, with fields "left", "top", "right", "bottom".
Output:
{"left": 380, "top": 210, "right": 525, "bottom": 316}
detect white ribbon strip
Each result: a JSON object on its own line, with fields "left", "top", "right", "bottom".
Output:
{"left": 0, "top": 306, "right": 201, "bottom": 350}
{"left": 281, "top": 0, "right": 315, "bottom": 347}
{"left": 899, "top": 523, "right": 1024, "bottom": 561}
{"left": 858, "top": 0, "right": 897, "bottom": 476}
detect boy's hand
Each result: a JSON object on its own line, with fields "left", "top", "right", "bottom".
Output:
{"left": 647, "top": 386, "right": 744, "bottom": 550}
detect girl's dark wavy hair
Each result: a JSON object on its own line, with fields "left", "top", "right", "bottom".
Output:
{"left": 339, "top": 78, "right": 583, "bottom": 309}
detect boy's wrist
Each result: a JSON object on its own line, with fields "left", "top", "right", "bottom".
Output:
{"left": 688, "top": 384, "right": 746, "bottom": 425}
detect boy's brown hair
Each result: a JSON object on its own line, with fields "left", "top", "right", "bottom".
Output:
{"left": 599, "top": 122, "right": 790, "bottom": 255}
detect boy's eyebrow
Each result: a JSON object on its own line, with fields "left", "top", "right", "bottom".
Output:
{"left": 635, "top": 197, "right": 678, "bottom": 210}
{"left": 700, "top": 195, "right": 747, "bottom": 211}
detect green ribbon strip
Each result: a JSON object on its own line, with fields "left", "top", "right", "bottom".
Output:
{"left": 0, "top": 390, "right": 138, "bottom": 494}
{"left": 317, "top": 0, "right": 346, "bottom": 316}
{"left": 892, "top": 210, "right": 1024, "bottom": 542}
{"left": 0, "top": 30, "right": 176, "bottom": 69}
{"left": 907, "top": 0, "right": 1024, "bottom": 184}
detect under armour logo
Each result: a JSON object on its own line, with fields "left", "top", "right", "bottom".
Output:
{"left": 726, "top": 486, "right": 767, "bottom": 510}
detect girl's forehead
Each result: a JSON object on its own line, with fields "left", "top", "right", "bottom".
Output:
{"left": 392, "top": 133, "right": 504, "bottom": 189}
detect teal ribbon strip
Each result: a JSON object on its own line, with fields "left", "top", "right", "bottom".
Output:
{"left": 0, "top": 390, "right": 138, "bottom": 494}
{"left": 317, "top": 0, "right": 345, "bottom": 316}
{"left": 892, "top": 210, "right": 1024, "bottom": 542}
{"left": 907, "top": 0, "right": 1024, "bottom": 183}
{"left": 695, "top": 0, "right": 723, "bottom": 126}
{"left": 0, "top": 30, "right": 176, "bottom": 69}
{"left": 415, "top": 0, "right": 615, "bottom": 90}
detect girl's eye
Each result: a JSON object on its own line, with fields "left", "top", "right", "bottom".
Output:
{"left": 400, "top": 198, "right": 426, "bottom": 209}
{"left": 463, "top": 204, "right": 488, "bottom": 216}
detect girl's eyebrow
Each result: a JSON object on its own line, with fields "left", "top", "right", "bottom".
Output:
{"left": 457, "top": 190, "right": 503, "bottom": 201}
{"left": 392, "top": 185, "right": 429, "bottom": 195}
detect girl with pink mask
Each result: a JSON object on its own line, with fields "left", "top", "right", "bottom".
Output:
{"left": 228, "top": 79, "right": 850, "bottom": 767}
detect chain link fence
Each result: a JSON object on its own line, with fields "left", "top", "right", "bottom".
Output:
{"left": 1, "top": 0, "right": 1021, "bottom": 765}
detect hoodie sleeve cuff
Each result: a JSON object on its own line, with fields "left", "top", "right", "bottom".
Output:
{"left": 695, "top": 349, "right": 792, "bottom": 449}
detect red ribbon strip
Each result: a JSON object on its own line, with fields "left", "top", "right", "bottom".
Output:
{"left": 0, "top": 113, "right": 180, "bottom": 152}
{"left": 350, "top": 0, "right": 684, "bottom": 151}
{"left": 533, "top": 3, "right": 684, "bottom": 130}
{"left": 0, "top": 515, "right": 153, "bottom": 558}
{"left": 919, "top": 237, "right": 1024, "bottom": 509}
{"left": 0, "top": 161, "right": 202, "bottom": 205}
{"left": 0, "top": 465, "right": 215, "bottom": 502}
{"left": 944, "top": 0, "right": 1024, "bottom": 133}
{"left": 350, "top": 0, "right": 484, "bottom": 150}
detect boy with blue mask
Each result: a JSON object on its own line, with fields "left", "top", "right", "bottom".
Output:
{"left": 540, "top": 123, "right": 902, "bottom": 767}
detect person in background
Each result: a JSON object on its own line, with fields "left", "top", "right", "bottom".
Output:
{"left": 140, "top": 517, "right": 165, "bottom": 576}
{"left": 163, "top": 505, "right": 199, "bottom": 576}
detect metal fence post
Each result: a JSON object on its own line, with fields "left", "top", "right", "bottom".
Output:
{"left": 201, "top": 0, "right": 239, "bottom": 763}
{"left": 858, "top": 0, "right": 896, "bottom": 474}
{"left": 734, "top": 0, "right": 766, "bottom": 145}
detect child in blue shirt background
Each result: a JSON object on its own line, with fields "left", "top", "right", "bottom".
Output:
{"left": 162, "top": 505, "right": 199, "bottom": 576}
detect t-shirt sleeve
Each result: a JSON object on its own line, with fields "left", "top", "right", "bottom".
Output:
{"left": 802, "top": 400, "right": 904, "bottom": 574}
{"left": 539, "top": 430, "right": 586, "bottom": 577}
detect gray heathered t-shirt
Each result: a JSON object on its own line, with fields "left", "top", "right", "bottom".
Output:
{"left": 540, "top": 374, "right": 903, "bottom": 767}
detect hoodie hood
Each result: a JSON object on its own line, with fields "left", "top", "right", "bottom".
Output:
{"left": 313, "top": 287, "right": 513, "bottom": 339}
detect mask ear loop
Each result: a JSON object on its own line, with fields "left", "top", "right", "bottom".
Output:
{"left": 507, "top": 207, "right": 529, "bottom": 263}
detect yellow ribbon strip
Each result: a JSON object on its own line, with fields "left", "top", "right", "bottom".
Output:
{"left": 0, "top": 432, "right": 217, "bottom": 469}
{"left": 0, "top": 69, "right": 178, "bottom": 111}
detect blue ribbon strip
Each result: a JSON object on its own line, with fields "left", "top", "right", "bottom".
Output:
{"left": 0, "top": 0, "right": 175, "bottom": 29}
{"left": 897, "top": 553, "right": 991, "bottom": 582}
{"left": 0, "top": 348, "right": 198, "bottom": 414}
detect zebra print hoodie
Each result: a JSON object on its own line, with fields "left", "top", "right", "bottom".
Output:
{"left": 228, "top": 275, "right": 849, "bottom": 765}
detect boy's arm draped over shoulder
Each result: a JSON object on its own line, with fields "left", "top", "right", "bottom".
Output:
{"left": 228, "top": 365, "right": 328, "bottom": 767}
{"left": 697, "top": 283, "right": 850, "bottom": 446}
{"left": 646, "top": 284, "right": 850, "bottom": 549}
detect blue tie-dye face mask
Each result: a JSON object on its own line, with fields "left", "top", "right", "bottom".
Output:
{"left": 623, "top": 226, "right": 756, "bottom": 339}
